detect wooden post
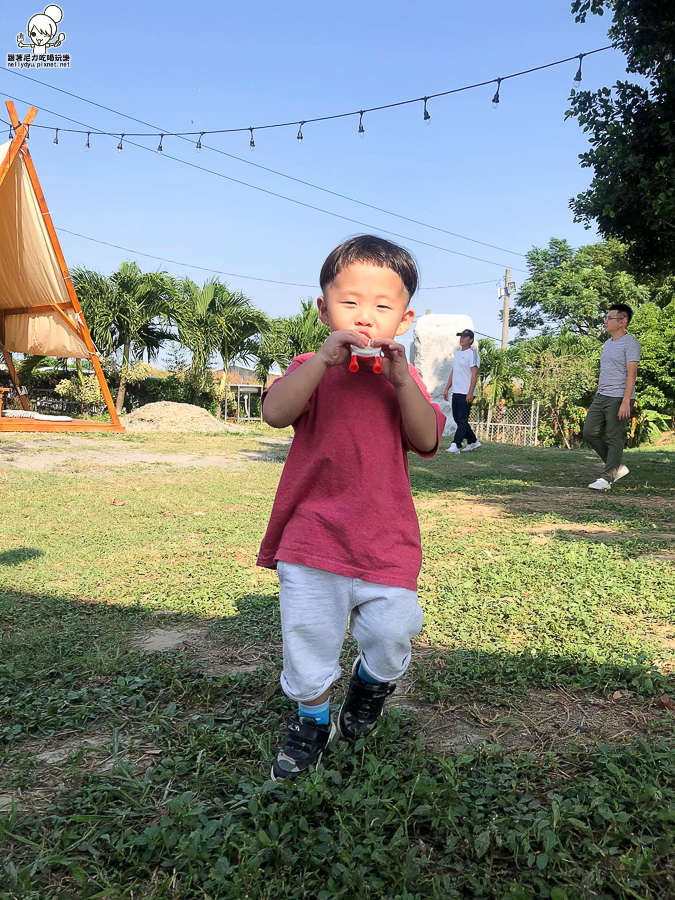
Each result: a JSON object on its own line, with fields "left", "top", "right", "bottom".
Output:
{"left": 5, "top": 101, "right": 121, "bottom": 429}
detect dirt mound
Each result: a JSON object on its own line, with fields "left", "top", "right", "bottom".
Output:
{"left": 123, "top": 401, "right": 231, "bottom": 433}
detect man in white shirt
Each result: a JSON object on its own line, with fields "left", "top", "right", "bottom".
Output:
{"left": 583, "top": 303, "right": 641, "bottom": 490}
{"left": 443, "top": 329, "right": 481, "bottom": 453}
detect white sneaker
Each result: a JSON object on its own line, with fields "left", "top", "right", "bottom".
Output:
{"left": 614, "top": 465, "right": 629, "bottom": 482}
{"left": 462, "top": 441, "right": 482, "bottom": 452}
{"left": 446, "top": 443, "right": 461, "bottom": 454}
{"left": 588, "top": 478, "right": 611, "bottom": 491}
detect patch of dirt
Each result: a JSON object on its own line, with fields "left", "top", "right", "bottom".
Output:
{"left": 2, "top": 730, "right": 160, "bottom": 811}
{"left": 0, "top": 433, "right": 292, "bottom": 472}
{"left": 526, "top": 522, "right": 675, "bottom": 544}
{"left": 507, "top": 487, "right": 675, "bottom": 516}
{"left": 614, "top": 614, "right": 675, "bottom": 656}
{"left": 123, "top": 401, "right": 232, "bottom": 433}
{"left": 390, "top": 687, "right": 667, "bottom": 753}
{"left": 415, "top": 496, "right": 505, "bottom": 520}
{"left": 132, "top": 623, "right": 275, "bottom": 675}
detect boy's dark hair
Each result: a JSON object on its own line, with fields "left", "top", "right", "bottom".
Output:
{"left": 319, "top": 235, "right": 419, "bottom": 301}
{"left": 608, "top": 302, "right": 633, "bottom": 324}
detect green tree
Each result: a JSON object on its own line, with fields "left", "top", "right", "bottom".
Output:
{"left": 518, "top": 332, "right": 601, "bottom": 448}
{"left": 476, "top": 340, "right": 524, "bottom": 406}
{"left": 629, "top": 301, "right": 675, "bottom": 417}
{"left": 567, "top": 0, "right": 675, "bottom": 273}
{"left": 72, "top": 262, "right": 176, "bottom": 413}
{"left": 172, "top": 278, "right": 265, "bottom": 404}
{"left": 254, "top": 299, "right": 330, "bottom": 384}
{"left": 510, "top": 239, "right": 650, "bottom": 337}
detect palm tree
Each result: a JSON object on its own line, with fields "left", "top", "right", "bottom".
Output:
{"left": 476, "top": 339, "right": 524, "bottom": 407}
{"left": 171, "top": 278, "right": 267, "bottom": 403}
{"left": 72, "top": 262, "right": 177, "bottom": 413}
{"left": 254, "top": 299, "right": 329, "bottom": 384}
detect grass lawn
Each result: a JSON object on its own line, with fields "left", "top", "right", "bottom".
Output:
{"left": 1, "top": 429, "right": 674, "bottom": 899}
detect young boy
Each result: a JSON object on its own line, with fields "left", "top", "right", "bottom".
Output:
{"left": 257, "top": 235, "right": 446, "bottom": 781}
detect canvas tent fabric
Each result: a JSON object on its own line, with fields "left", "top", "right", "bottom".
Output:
{"left": 0, "top": 139, "right": 89, "bottom": 358}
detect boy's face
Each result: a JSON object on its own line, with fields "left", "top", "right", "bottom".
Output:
{"left": 317, "top": 262, "right": 415, "bottom": 342}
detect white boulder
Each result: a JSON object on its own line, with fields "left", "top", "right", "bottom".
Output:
{"left": 409, "top": 313, "right": 476, "bottom": 436}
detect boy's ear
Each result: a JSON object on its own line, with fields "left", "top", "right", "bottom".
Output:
{"left": 395, "top": 308, "right": 415, "bottom": 337}
{"left": 317, "top": 295, "right": 330, "bottom": 327}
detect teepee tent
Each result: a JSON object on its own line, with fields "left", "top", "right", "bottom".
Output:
{"left": 0, "top": 101, "right": 123, "bottom": 432}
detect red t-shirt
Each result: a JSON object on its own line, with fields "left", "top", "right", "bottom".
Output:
{"left": 256, "top": 354, "right": 446, "bottom": 590}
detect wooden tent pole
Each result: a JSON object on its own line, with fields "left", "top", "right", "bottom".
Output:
{"left": 0, "top": 103, "right": 36, "bottom": 190}
{"left": 6, "top": 102, "right": 122, "bottom": 428}
{"left": 0, "top": 344, "right": 30, "bottom": 411}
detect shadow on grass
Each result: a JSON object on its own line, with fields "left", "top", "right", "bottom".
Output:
{"left": 1, "top": 586, "right": 673, "bottom": 748}
{"left": 0, "top": 548, "right": 44, "bottom": 567}
{"left": 410, "top": 443, "right": 675, "bottom": 530}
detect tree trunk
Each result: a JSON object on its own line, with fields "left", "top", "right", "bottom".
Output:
{"left": 115, "top": 341, "right": 130, "bottom": 414}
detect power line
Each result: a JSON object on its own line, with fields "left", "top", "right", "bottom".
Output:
{"left": 0, "top": 89, "right": 527, "bottom": 272}
{"left": 1, "top": 67, "right": 528, "bottom": 257}
{"left": 2, "top": 46, "right": 611, "bottom": 138}
{"left": 54, "top": 227, "right": 506, "bottom": 292}
{"left": 55, "top": 227, "right": 316, "bottom": 287}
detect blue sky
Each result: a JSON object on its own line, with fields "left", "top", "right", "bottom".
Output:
{"left": 2, "top": 0, "right": 627, "bottom": 360}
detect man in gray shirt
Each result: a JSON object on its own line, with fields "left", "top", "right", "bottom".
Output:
{"left": 583, "top": 303, "right": 641, "bottom": 490}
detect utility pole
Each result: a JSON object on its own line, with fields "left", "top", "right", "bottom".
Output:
{"left": 500, "top": 268, "right": 516, "bottom": 349}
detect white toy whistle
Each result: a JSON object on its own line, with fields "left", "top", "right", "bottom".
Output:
{"left": 349, "top": 341, "right": 383, "bottom": 374}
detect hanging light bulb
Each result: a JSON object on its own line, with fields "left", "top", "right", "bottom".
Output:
{"left": 492, "top": 78, "right": 502, "bottom": 108}
{"left": 157, "top": 133, "right": 164, "bottom": 152}
{"left": 297, "top": 121, "right": 305, "bottom": 143}
{"left": 249, "top": 127, "right": 255, "bottom": 151}
{"left": 573, "top": 53, "right": 584, "bottom": 87}
{"left": 85, "top": 131, "right": 90, "bottom": 151}
{"left": 117, "top": 133, "right": 124, "bottom": 152}
{"left": 53, "top": 128, "right": 59, "bottom": 146}
{"left": 8, "top": 125, "right": 13, "bottom": 141}
{"left": 196, "top": 132, "right": 204, "bottom": 151}
{"left": 423, "top": 97, "right": 431, "bottom": 123}
{"left": 358, "top": 111, "right": 365, "bottom": 138}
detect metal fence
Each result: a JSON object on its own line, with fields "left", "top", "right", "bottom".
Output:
{"left": 469, "top": 401, "right": 540, "bottom": 446}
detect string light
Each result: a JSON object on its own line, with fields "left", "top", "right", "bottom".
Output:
{"left": 249, "top": 127, "right": 255, "bottom": 151}
{"left": 297, "top": 121, "right": 305, "bottom": 143}
{"left": 7, "top": 125, "right": 13, "bottom": 140}
{"left": 157, "top": 133, "right": 164, "bottom": 152}
{"left": 423, "top": 97, "right": 431, "bottom": 123}
{"left": 117, "top": 133, "right": 124, "bottom": 152}
{"left": 196, "top": 132, "right": 203, "bottom": 151}
{"left": 3, "top": 45, "right": 612, "bottom": 148}
{"left": 85, "top": 131, "right": 90, "bottom": 151}
{"left": 573, "top": 53, "right": 584, "bottom": 87}
{"left": 53, "top": 127, "right": 59, "bottom": 145}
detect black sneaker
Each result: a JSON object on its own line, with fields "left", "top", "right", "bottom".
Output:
{"left": 271, "top": 715, "right": 336, "bottom": 781}
{"left": 338, "top": 658, "right": 396, "bottom": 742}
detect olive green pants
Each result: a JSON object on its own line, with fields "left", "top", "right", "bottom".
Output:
{"left": 582, "top": 394, "right": 629, "bottom": 482}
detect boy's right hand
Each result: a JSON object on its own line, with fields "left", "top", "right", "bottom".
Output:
{"left": 316, "top": 330, "right": 369, "bottom": 369}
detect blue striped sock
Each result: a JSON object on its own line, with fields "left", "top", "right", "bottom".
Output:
{"left": 298, "top": 697, "right": 330, "bottom": 725}
{"left": 358, "top": 662, "right": 382, "bottom": 685}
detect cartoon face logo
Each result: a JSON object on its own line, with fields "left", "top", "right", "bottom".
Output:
{"left": 17, "top": 5, "right": 66, "bottom": 52}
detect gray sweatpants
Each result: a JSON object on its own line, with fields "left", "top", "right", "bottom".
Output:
{"left": 278, "top": 561, "right": 424, "bottom": 702}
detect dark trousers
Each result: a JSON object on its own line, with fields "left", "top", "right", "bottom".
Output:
{"left": 452, "top": 393, "right": 477, "bottom": 447}
{"left": 582, "top": 394, "right": 629, "bottom": 482}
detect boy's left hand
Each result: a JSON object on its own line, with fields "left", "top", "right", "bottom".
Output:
{"left": 370, "top": 338, "right": 412, "bottom": 389}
